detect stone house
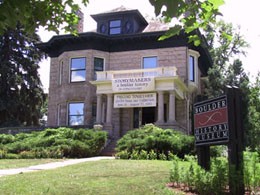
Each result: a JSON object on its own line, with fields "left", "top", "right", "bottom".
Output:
{"left": 39, "top": 7, "right": 212, "bottom": 139}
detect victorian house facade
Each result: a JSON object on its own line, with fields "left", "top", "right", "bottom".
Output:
{"left": 39, "top": 7, "right": 212, "bottom": 139}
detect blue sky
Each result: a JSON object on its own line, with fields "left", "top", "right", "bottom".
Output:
{"left": 38, "top": 0, "right": 260, "bottom": 92}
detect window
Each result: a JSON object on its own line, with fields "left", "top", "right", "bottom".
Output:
{"left": 109, "top": 20, "right": 121, "bottom": 35}
{"left": 70, "top": 57, "right": 86, "bottom": 82}
{"left": 92, "top": 103, "right": 97, "bottom": 124}
{"left": 68, "top": 103, "right": 84, "bottom": 126}
{"left": 94, "top": 57, "right": 104, "bottom": 79}
{"left": 57, "top": 104, "right": 61, "bottom": 126}
{"left": 58, "top": 61, "right": 63, "bottom": 85}
{"left": 143, "top": 56, "right": 157, "bottom": 69}
{"left": 189, "top": 55, "right": 195, "bottom": 82}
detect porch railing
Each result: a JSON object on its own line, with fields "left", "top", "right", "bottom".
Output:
{"left": 95, "top": 67, "right": 178, "bottom": 81}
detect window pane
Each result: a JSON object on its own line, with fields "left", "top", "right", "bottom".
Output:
{"left": 69, "top": 103, "right": 84, "bottom": 126}
{"left": 69, "top": 116, "right": 84, "bottom": 126}
{"left": 94, "top": 58, "right": 104, "bottom": 71}
{"left": 189, "top": 56, "right": 195, "bottom": 82}
{"left": 110, "top": 27, "right": 121, "bottom": 35}
{"left": 110, "top": 20, "right": 121, "bottom": 27}
{"left": 71, "top": 70, "right": 86, "bottom": 82}
{"left": 109, "top": 20, "right": 121, "bottom": 34}
{"left": 143, "top": 57, "right": 157, "bottom": 69}
{"left": 71, "top": 58, "right": 86, "bottom": 70}
{"left": 69, "top": 103, "right": 84, "bottom": 115}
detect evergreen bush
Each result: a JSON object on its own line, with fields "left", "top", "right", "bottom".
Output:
{"left": 116, "top": 124, "right": 194, "bottom": 159}
{"left": 0, "top": 127, "right": 107, "bottom": 158}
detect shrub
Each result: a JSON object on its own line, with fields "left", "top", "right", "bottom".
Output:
{"left": 115, "top": 150, "right": 129, "bottom": 159}
{"left": 139, "top": 150, "right": 148, "bottom": 160}
{"left": 169, "top": 156, "right": 229, "bottom": 194}
{"left": 116, "top": 124, "right": 194, "bottom": 159}
{"left": 0, "top": 127, "right": 107, "bottom": 159}
{"left": 148, "top": 150, "right": 157, "bottom": 160}
{"left": 0, "top": 134, "right": 15, "bottom": 144}
{"left": 243, "top": 150, "right": 260, "bottom": 193}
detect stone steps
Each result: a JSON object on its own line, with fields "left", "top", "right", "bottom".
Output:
{"left": 100, "top": 139, "right": 118, "bottom": 156}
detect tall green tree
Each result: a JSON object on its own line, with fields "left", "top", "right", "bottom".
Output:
{"left": 204, "top": 21, "right": 256, "bottom": 149}
{"left": 247, "top": 73, "right": 260, "bottom": 152}
{"left": 205, "top": 20, "right": 249, "bottom": 97}
{"left": 0, "top": 24, "right": 44, "bottom": 127}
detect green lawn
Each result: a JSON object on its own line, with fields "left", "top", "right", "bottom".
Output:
{"left": 0, "top": 159, "right": 65, "bottom": 169}
{"left": 0, "top": 160, "right": 177, "bottom": 195}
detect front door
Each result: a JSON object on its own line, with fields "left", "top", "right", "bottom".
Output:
{"left": 133, "top": 107, "right": 156, "bottom": 128}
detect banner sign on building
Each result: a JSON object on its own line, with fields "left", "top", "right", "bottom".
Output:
{"left": 194, "top": 95, "right": 229, "bottom": 146}
{"left": 114, "top": 93, "right": 156, "bottom": 108}
{"left": 112, "top": 77, "right": 155, "bottom": 92}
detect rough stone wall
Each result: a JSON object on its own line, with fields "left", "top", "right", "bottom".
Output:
{"left": 175, "top": 99, "right": 187, "bottom": 132}
{"left": 47, "top": 50, "right": 109, "bottom": 126}
{"left": 47, "top": 47, "right": 189, "bottom": 134}
{"left": 109, "top": 47, "right": 187, "bottom": 80}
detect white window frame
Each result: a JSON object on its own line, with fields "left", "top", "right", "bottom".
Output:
{"left": 67, "top": 102, "right": 84, "bottom": 126}
{"left": 188, "top": 49, "right": 200, "bottom": 87}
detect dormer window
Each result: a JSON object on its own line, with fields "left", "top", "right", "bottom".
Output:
{"left": 109, "top": 20, "right": 121, "bottom": 35}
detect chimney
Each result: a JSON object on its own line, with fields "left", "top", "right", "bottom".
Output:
{"left": 76, "top": 9, "right": 84, "bottom": 33}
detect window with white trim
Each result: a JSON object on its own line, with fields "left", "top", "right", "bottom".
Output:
{"left": 188, "top": 50, "right": 200, "bottom": 85}
{"left": 68, "top": 102, "right": 84, "bottom": 126}
{"left": 70, "top": 57, "right": 86, "bottom": 82}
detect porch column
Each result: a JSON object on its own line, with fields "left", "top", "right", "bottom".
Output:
{"left": 106, "top": 94, "right": 113, "bottom": 124}
{"left": 168, "top": 91, "right": 176, "bottom": 123}
{"left": 96, "top": 94, "right": 102, "bottom": 124}
{"left": 157, "top": 91, "right": 164, "bottom": 123}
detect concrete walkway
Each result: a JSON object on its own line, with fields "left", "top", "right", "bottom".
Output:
{"left": 0, "top": 156, "right": 115, "bottom": 177}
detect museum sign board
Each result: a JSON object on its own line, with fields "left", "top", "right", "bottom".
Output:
{"left": 194, "top": 95, "right": 229, "bottom": 146}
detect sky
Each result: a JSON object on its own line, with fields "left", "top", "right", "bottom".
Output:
{"left": 38, "top": 0, "right": 260, "bottom": 92}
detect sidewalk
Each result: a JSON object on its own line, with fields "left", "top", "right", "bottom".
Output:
{"left": 0, "top": 156, "right": 115, "bottom": 177}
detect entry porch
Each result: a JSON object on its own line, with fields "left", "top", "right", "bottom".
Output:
{"left": 90, "top": 67, "right": 189, "bottom": 138}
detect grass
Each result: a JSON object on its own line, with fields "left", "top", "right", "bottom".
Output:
{"left": 0, "top": 160, "right": 177, "bottom": 195}
{"left": 0, "top": 159, "right": 65, "bottom": 169}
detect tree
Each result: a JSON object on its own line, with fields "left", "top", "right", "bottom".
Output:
{"left": 149, "top": 0, "right": 224, "bottom": 45}
{"left": 204, "top": 20, "right": 249, "bottom": 97}
{"left": 0, "top": 24, "right": 45, "bottom": 127}
{"left": 0, "top": 0, "right": 88, "bottom": 35}
{"left": 247, "top": 73, "right": 260, "bottom": 152}
{"left": 0, "top": 0, "right": 222, "bottom": 45}
{"left": 205, "top": 21, "right": 254, "bottom": 146}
